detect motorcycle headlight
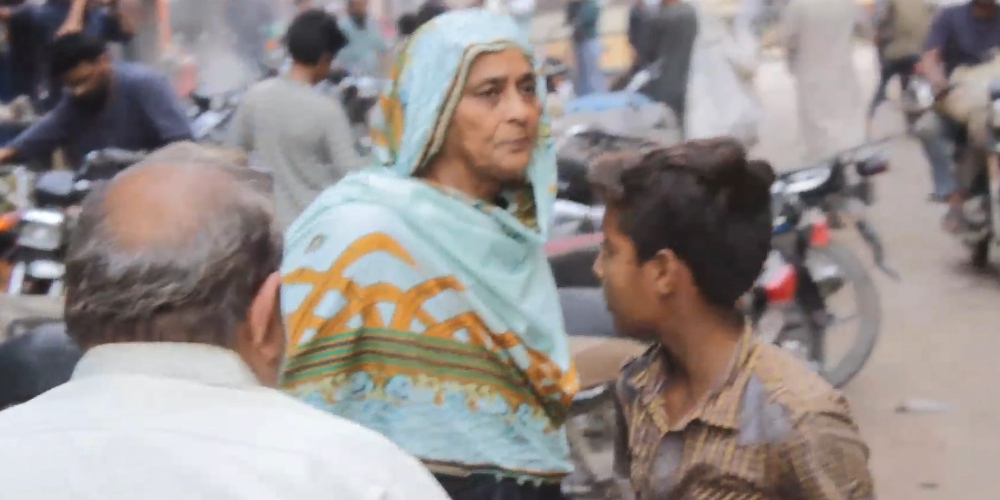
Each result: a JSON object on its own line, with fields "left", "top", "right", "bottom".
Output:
{"left": 17, "top": 210, "right": 64, "bottom": 251}
{"left": 27, "top": 259, "right": 64, "bottom": 280}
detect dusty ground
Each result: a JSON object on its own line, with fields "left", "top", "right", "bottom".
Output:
{"left": 753, "top": 45, "right": 1000, "bottom": 499}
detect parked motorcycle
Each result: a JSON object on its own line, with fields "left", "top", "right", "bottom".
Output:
{"left": 189, "top": 87, "right": 244, "bottom": 145}
{"left": 754, "top": 143, "right": 895, "bottom": 387}
{"left": 5, "top": 149, "right": 146, "bottom": 297}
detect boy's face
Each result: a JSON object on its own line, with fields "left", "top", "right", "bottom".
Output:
{"left": 593, "top": 205, "right": 664, "bottom": 341}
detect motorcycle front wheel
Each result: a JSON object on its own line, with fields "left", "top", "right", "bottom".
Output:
{"left": 807, "top": 241, "right": 883, "bottom": 387}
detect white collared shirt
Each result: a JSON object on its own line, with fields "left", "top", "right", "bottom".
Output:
{"left": 0, "top": 343, "right": 451, "bottom": 500}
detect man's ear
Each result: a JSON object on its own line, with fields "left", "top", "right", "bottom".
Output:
{"left": 247, "top": 272, "right": 281, "bottom": 347}
{"left": 649, "top": 248, "right": 678, "bottom": 297}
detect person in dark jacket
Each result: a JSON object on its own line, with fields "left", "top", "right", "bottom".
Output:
{"left": 0, "top": 323, "right": 82, "bottom": 411}
{"left": 627, "top": 0, "right": 648, "bottom": 60}
{"left": 1, "top": 0, "right": 133, "bottom": 110}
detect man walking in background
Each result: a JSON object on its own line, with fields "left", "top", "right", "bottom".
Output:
{"left": 783, "top": 0, "right": 872, "bottom": 162}
{"left": 228, "top": 9, "right": 365, "bottom": 230}
{"left": 337, "top": 0, "right": 389, "bottom": 76}
{"left": 568, "top": 0, "right": 605, "bottom": 96}
{"left": 638, "top": 0, "right": 697, "bottom": 135}
{"left": 868, "top": 0, "right": 932, "bottom": 135}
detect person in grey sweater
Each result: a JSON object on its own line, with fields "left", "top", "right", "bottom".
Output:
{"left": 228, "top": 9, "right": 366, "bottom": 229}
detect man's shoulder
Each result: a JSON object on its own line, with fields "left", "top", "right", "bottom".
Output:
{"left": 935, "top": 3, "right": 968, "bottom": 23}
{"left": 747, "top": 340, "right": 851, "bottom": 423}
{"left": 244, "top": 78, "right": 340, "bottom": 110}
{"left": 115, "top": 62, "right": 168, "bottom": 88}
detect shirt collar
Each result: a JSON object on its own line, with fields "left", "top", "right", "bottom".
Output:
{"left": 625, "top": 330, "right": 759, "bottom": 432}
{"left": 72, "top": 342, "right": 262, "bottom": 388}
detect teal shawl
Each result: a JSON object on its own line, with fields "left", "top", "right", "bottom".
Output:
{"left": 280, "top": 9, "right": 578, "bottom": 482}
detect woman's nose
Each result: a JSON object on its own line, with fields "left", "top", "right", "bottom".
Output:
{"left": 592, "top": 254, "right": 604, "bottom": 282}
{"left": 503, "top": 92, "right": 535, "bottom": 123}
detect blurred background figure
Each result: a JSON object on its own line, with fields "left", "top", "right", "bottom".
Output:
{"left": 867, "top": 0, "right": 931, "bottom": 135}
{"left": 782, "top": 0, "right": 872, "bottom": 162}
{"left": 337, "top": 0, "right": 389, "bottom": 76}
{"left": 394, "top": 11, "right": 417, "bottom": 52}
{"left": 626, "top": 0, "right": 649, "bottom": 68}
{"left": 415, "top": 0, "right": 447, "bottom": 29}
{"left": 0, "top": 324, "right": 82, "bottom": 412}
{"left": 566, "top": 0, "right": 604, "bottom": 96}
{"left": 0, "top": 0, "right": 134, "bottom": 111}
{"left": 228, "top": 8, "right": 364, "bottom": 229}
{"left": 223, "top": 0, "right": 277, "bottom": 66}
{"left": 508, "top": 0, "right": 535, "bottom": 38}
{"left": 637, "top": 0, "right": 697, "bottom": 135}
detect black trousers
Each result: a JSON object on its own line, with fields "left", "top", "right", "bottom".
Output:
{"left": 435, "top": 473, "right": 566, "bottom": 500}
{"left": 868, "top": 53, "right": 921, "bottom": 118}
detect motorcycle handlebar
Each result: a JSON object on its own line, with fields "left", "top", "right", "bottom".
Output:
{"left": 79, "top": 148, "right": 147, "bottom": 180}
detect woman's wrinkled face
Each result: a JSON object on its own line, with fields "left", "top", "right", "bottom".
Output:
{"left": 443, "top": 47, "right": 541, "bottom": 184}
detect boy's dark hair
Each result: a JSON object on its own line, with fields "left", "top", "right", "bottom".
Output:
{"left": 397, "top": 13, "right": 418, "bottom": 37}
{"left": 49, "top": 33, "right": 107, "bottom": 80}
{"left": 589, "top": 137, "right": 776, "bottom": 308}
{"left": 285, "top": 9, "right": 348, "bottom": 65}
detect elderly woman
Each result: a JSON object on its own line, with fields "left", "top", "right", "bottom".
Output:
{"left": 279, "top": 9, "right": 578, "bottom": 500}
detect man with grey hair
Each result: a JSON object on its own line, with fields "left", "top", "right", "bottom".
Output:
{"left": 0, "top": 143, "right": 450, "bottom": 499}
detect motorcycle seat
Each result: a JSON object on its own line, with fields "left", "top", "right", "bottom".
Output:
{"left": 563, "top": 91, "right": 654, "bottom": 115}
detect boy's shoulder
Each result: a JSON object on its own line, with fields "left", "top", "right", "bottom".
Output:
{"left": 616, "top": 337, "right": 852, "bottom": 425}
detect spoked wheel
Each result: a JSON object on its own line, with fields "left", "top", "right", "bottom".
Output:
{"left": 758, "top": 241, "right": 882, "bottom": 388}
{"left": 807, "top": 241, "right": 882, "bottom": 387}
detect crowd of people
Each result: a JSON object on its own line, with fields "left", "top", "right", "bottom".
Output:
{"left": 0, "top": 0, "right": 999, "bottom": 497}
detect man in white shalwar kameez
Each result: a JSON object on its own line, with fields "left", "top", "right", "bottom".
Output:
{"left": 782, "top": 0, "right": 872, "bottom": 162}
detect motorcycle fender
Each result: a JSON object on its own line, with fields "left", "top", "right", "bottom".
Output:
{"left": 570, "top": 336, "right": 648, "bottom": 389}
{"left": 792, "top": 261, "right": 828, "bottom": 320}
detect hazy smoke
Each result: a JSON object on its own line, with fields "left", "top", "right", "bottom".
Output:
{"left": 161, "top": 0, "right": 299, "bottom": 94}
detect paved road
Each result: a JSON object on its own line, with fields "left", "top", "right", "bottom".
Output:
{"left": 753, "top": 45, "right": 1000, "bottom": 498}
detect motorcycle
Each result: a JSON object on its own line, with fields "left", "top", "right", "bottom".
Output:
{"left": 189, "top": 87, "right": 244, "bottom": 145}
{"left": 960, "top": 80, "right": 1000, "bottom": 268}
{"left": 5, "top": 149, "right": 146, "bottom": 297}
{"left": 752, "top": 143, "right": 895, "bottom": 387}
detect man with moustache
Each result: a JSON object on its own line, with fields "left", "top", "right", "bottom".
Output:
{"left": 0, "top": 32, "right": 191, "bottom": 166}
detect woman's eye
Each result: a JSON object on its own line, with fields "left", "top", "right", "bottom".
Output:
{"left": 478, "top": 87, "right": 501, "bottom": 98}
{"left": 519, "top": 82, "right": 537, "bottom": 95}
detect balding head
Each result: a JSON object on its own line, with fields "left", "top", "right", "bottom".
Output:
{"left": 64, "top": 143, "right": 285, "bottom": 384}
